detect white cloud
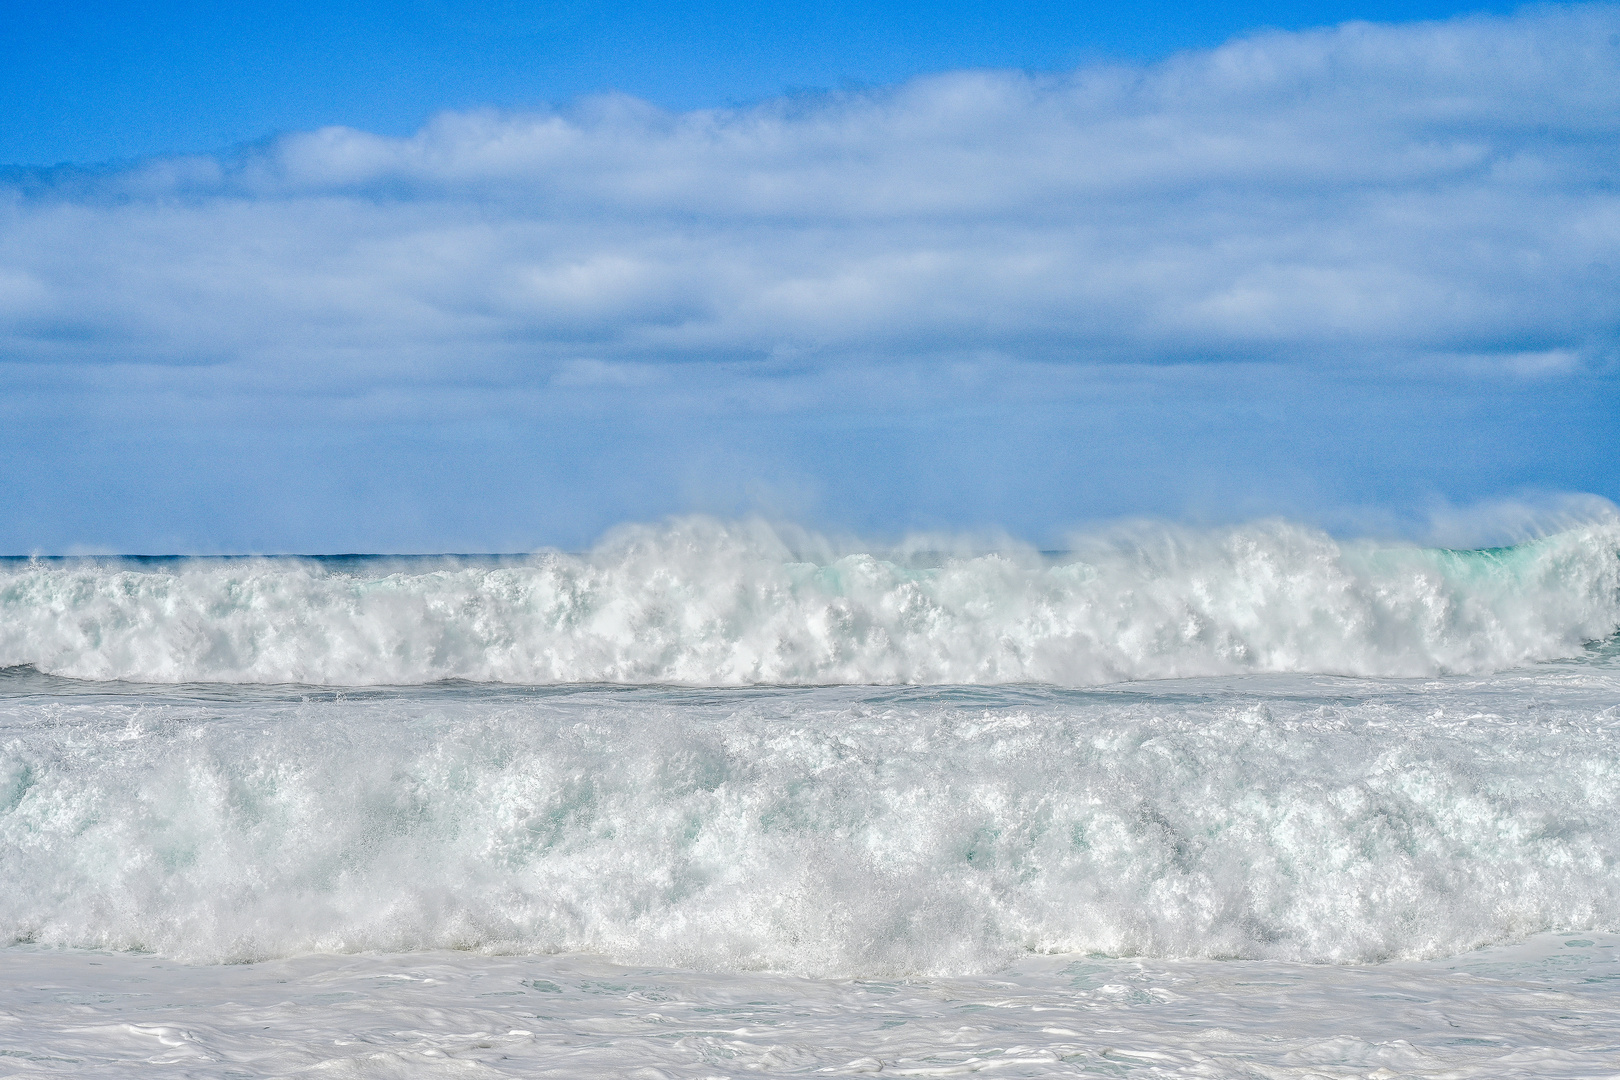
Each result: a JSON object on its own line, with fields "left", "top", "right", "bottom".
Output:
{"left": 5, "top": 9, "right": 1620, "bottom": 446}
{"left": 3, "top": 6, "right": 1617, "bottom": 386}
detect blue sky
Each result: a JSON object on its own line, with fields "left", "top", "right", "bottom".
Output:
{"left": 3, "top": 0, "right": 1521, "bottom": 166}
{"left": 2, "top": 2, "right": 1617, "bottom": 553}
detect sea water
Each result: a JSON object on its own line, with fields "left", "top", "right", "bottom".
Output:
{"left": 3, "top": 517, "right": 1620, "bottom": 1076}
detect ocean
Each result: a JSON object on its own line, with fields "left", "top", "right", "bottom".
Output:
{"left": 3, "top": 516, "right": 1619, "bottom": 1077}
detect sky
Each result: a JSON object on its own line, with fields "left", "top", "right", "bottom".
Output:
{"left": 2, "top": 0, "right": 1525, "bottom": 166}
{"left": 2, "top": 1, "right": 1617, "bottom": 553}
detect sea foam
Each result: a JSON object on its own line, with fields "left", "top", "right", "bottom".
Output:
{"left": 4, "top": 676, "right": 1620, "bottom": 972}
{"left": 2, "top": 517, "right": 1617, "bottom": 686}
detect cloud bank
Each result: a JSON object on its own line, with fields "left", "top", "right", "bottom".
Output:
{"left": 1, "top": 6, "right": 1617, "bottom": 550}
{"left": 5, "top": 4, "right": 1618, "bottom": 376}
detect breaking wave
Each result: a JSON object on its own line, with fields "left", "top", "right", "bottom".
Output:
{"left": 2, "top": 516, "right": 1618, "bottom": 686}
{"left": 4, "top": 680, "right": 1620, "bottom": 972}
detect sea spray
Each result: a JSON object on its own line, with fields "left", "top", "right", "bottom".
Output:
{"left": 2, "top": 517, "right": 1617, "bottom": 686}
{"left": 3, "top": 677, "right": 1619, "bottom": 972}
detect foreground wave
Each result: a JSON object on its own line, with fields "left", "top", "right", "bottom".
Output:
{"left": 4, "top": 674, "right": 1620, "bottom": 972}
{"left": 3, "top": 517, "right": 1619, "bottom": 685}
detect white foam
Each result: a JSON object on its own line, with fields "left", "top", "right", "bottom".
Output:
{"left": 4, "top": 672, "right": 1619, "bottom": 973}
{"left": 2, "top": 516, "right": 1617, "bottom": 686}
{"left": 7, "top": 938, "right": 1619, "bottom": 1079}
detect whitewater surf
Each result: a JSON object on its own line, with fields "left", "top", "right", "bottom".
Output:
{"left": 3, "top": 515, "right": 1620, "bottom": 1076}
{"left": 3, "top": 516, "right": 1616, "bottom": 686}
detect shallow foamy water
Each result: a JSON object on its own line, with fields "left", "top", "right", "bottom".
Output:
{"left": 5, "top": 935, "right": 1620, "bottom": 1077}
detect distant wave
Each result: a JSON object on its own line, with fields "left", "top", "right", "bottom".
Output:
{"left": 2, "top": 517, "right": 1618, "bottom": 686}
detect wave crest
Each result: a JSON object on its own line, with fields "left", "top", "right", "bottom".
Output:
{"left": 3, "top": 517, "right": 1618, "bottom": 685}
